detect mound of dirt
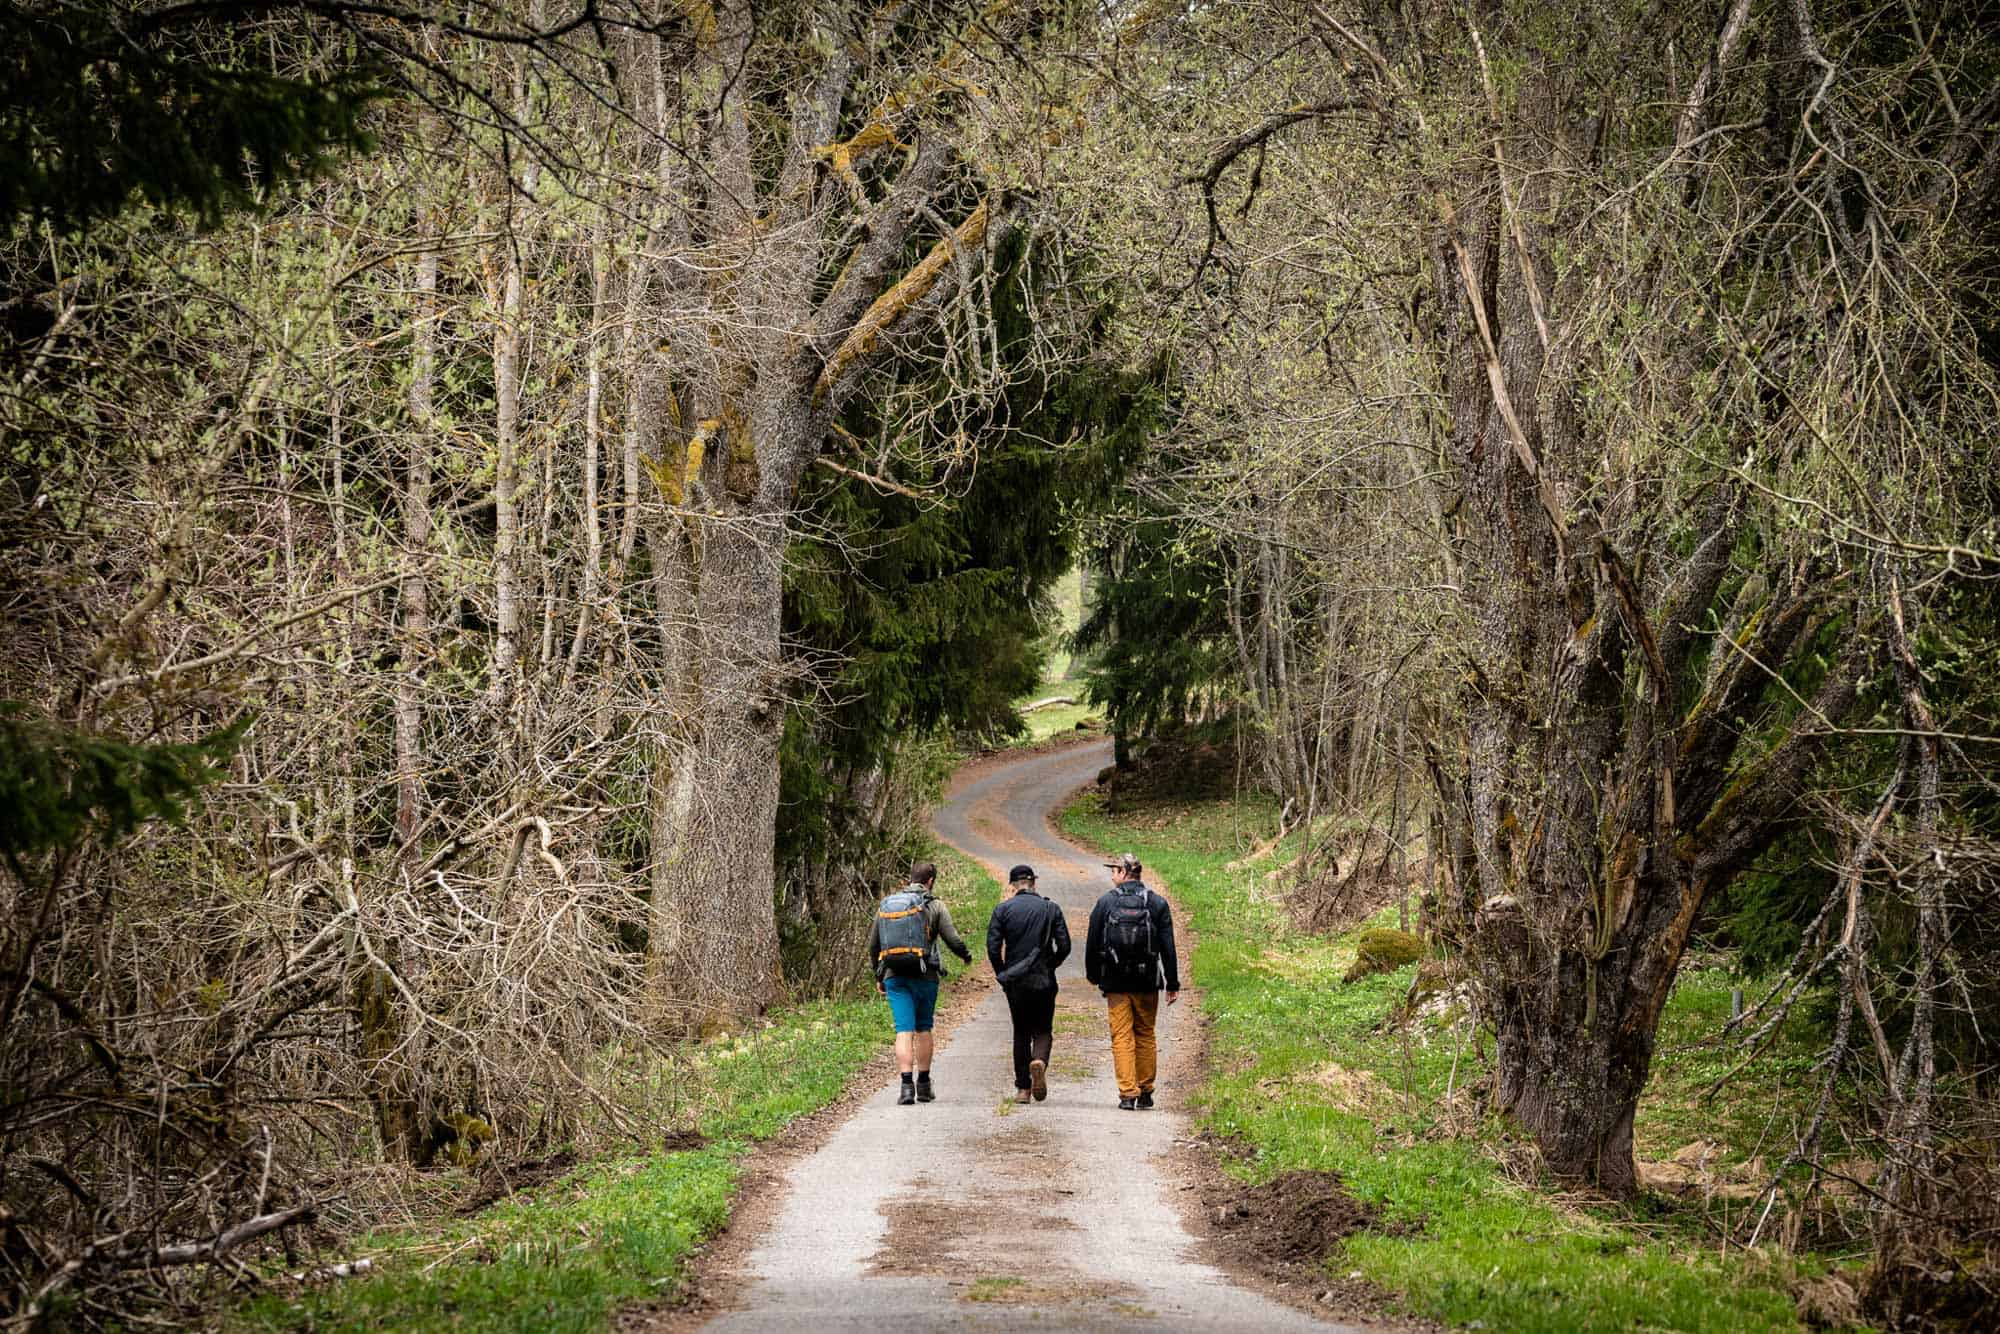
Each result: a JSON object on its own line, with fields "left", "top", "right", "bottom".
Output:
{"left": 1100, "top": 732, "right": 1241, "bottom": 807}
{"left": 1206, "top": 1168, "right": 1408, "bottom": 1287}
{"left": 453, "top": 1149, "right": 581, "bottom": 1216}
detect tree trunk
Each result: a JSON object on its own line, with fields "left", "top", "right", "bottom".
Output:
{"left": 489, "top": 234, "right": 523, "bottom": 713}
{"left": 646, "top": 505, "right": 786, "bottom": 1034}
{"left": 1424, "top": 55, "right": 1863, "bottom": 1196}
{"left": 398, "top": 247, "right": 435, "bottom": 857}
{"left": 365, "top": 242, "right": 439, "bottom": 1164}
{"left": 566, "top": 222, "right": 609, "bottom": 680}
{"left": 1491, "top": 993, "right": 1649, "bottom": 1196}
{"left": 627, "top": 2, "right": 1013, "bottom": 1032}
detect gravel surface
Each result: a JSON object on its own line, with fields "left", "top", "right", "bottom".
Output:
{"left": 702, "top": 742, "right": 1365, "bottom": 1332}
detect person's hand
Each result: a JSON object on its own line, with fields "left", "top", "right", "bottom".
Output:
{"left": 1166, "top": 990, "right": 1180, "bottom": 1005}
{"left": 877, "top": 980, "right": 886, "bottom": 996}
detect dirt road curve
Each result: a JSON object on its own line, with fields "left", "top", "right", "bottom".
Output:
{"left": 701, "top": 741, "right": 1360, "bottom": 1332}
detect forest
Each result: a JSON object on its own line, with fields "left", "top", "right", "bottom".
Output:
{"left": 2, "top": 0, "right": 1996, "bottom": 1328}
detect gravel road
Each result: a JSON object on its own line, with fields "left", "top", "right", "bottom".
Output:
{"left": 701, "top": 740, "right": 1361, "bottom": 1331}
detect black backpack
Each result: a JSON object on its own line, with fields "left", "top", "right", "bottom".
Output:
{"left": 1102, "top": 886, "right": 1157, "bottom": 984}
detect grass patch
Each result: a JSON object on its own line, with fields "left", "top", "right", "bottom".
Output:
{"left": 1014, "top": 700, "right": 1100, "bottom": 745}
{"left": 1059, "top": 789, "right": 1830, "bottom": 1333}
{"left": 238, "top": 854, "right": 1000, "bottom": 1333}
{"left": 965, "top": 1275, "right": 1026, "bottom": 1302}
{"left": 1641, "top": 964, "right": 1848, "bottom": 1169}
{"left": 968, "top": 697, "right": 1104, "bottom": 752}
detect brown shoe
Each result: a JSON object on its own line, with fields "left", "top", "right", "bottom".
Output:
{"left": 1015, "top": 1088, "right": 1032, "bottom": 1104}
{"left": 1028, "top": 1058, "right": 1048, "bottom": 1101}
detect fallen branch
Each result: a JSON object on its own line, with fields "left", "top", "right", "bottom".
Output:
{"left": 22, "top": 1204, "right": 318, "bottom": 1321}
{"left": 150, "top": 1204, "right": 316, "bottom": 1267}
{"left": 1228, "top": 798, "right": 1301, "bottom": 870}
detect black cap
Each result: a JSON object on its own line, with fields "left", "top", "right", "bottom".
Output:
{"left": 1102, "top": 852, "right": 1141, "bottom": 873}
{"left": 1007, "top": 864, "right": 1037, "bottom": 883}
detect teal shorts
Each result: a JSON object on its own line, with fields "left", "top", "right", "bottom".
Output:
{"left": 883, "top": 975, "right": 939, "bottom": 1033}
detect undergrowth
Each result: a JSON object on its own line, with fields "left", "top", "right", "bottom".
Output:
{"left": 235, "top": 850, "right": 998, "bottom": 1333}
{"left": 1060, "top": 788, "right": 1843, "bottom": 1333}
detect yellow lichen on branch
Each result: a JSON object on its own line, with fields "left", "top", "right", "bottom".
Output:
{"left": 676, "top": 0, "right": 717, "bottom": 50}
{"left": 817, "top": 120, "right": 902, "bottom": 172}
{"left": 814, "top": 198, "right": 991, "bottom": 402}
{"left": 810, "top": 55, "right": 981, "bottom": 189}
{"left": 814, "top": 121, "right": 906, "bottom": 203}
{"left": 644, "top": 419, "right": 716, "bottom": 506}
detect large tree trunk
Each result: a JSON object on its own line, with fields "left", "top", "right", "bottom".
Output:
{"left": 646, "top": 502, "right": 786, "bottom": 1034}
{"left": 1421, "top": 43, "right": 1865, "bottom": 1195}
{"left": 628, "top": 1, "right": 1015, "bottom": 1032}
{"left": 1426, "top": 154, "right": 1694, "bottom": 1192}
{"left": 1491, "top": 996, "right": 1649, "bottom": 1196}
{"left": 1477, "top": 878, "right": 1673, "bottom": 1197}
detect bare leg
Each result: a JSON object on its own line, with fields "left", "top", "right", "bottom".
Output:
{"left": 895, "top": 1032, "right": 915, "bottom": 1073}
{"left": 914, "top": 1031, "right": 935, "bottom": 1073}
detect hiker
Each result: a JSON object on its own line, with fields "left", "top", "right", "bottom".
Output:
{"left": 1084, "top": 852, "right": 1179, "bottom": 1110}
{"left": 868, "top": 861, "right": 974, "bottom": 1105}
{"left": 986, "top": 863, "right": 1072, "bottom": 1104}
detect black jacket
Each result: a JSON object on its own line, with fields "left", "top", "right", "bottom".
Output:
{"left": 1084, "top": 881, "right": 1180, "bottom": 993}
{"left": 986, "top": 890, "right": 1071, "bottom": 989}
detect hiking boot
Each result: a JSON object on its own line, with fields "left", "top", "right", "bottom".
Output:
{"left": 1117, "top": 1096, "right": 1138, "bottom": 1111}
{"left": 897, "top": 1082, "right": 916, "bottom": 1106}
{"left": 1015, "top": 1088, "right": 1032, "bottom": 1104}
{"left": 1028, "top": 1058, "right": 1048, "bottom": 1101}
{"left": 915, "top": 1078, "right": 935, "bottom": 1103}
{"left": 1136, "top": 1091, "right": 1155, "bottom": 1109}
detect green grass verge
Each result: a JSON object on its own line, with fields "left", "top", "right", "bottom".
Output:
{"left": 1012, "top": 700, "right": 1101, "bottom": 746}
{"left": 1059, "top": 789, "right": 1830, "bottom": 1333}
{"left": 237, "top": 852, "right": 999, "bottom": 1333}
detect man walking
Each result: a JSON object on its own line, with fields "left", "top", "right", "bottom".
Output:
{"left": 986, "top": 864, "right": 1072, "bottom": 1104}
{"left": 1084, "top": 852, "right": 1179, "bottom": 1110}
{"left": 868, "top": 861, "right": 974, "bottom": 1105}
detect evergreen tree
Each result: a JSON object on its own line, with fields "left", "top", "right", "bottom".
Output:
{"left": 1072, "top": 514, "right": 1237, "bottom": 770}
{"left": 775, "top": 231, "right": 1160, "bottom": 980}
{"left": 1, "top": 3, "right": 377, "bottom": 236}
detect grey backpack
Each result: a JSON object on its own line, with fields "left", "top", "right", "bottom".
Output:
{"left": 875, "top": 889, "right": 932, "bottom": 976}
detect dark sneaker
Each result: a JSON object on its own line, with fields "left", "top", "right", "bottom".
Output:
{"left": 898, "top": 1083, "right": 916, "bottom": 1106}
{"left": 915, "top": 1079, "right": 935, "bottom": 1103}
{"left": 1137, "top": 1091, "right": 1155, "bottom": 1109}
{"left": 1118, "top": 1097, "right": 1138, "bottom": 1111}
{"left": 1028, "top": 1058, "right": 1048, "bottom": 1101}
{"left": 1015, "top": 1088, "right": 1032, "bottom": 1104}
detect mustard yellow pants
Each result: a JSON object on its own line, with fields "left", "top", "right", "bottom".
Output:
{"left": 1104, "top": 991, "right": 1161, "bottom": 1099}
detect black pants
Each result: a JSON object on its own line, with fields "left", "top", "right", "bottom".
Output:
{"left": 1003, "top": 983, "right": 1057, "bottom": 1089}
